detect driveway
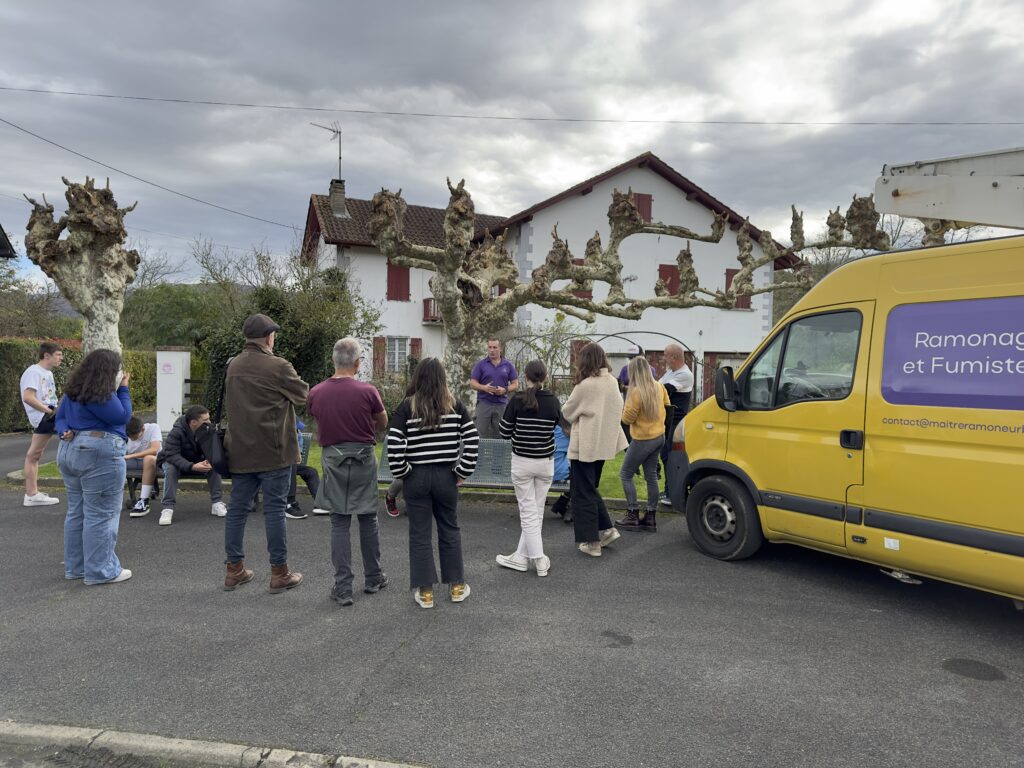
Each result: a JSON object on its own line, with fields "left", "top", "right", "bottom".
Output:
{"left": 0, "top": 489, "right": 1021, "bottom": 768}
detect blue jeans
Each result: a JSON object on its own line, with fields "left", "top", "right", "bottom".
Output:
{"left": 224, "top": 466, "right": 291, "bottom": 566}
{"left": 58, "top": 432, "right": 127, "bottom": 584}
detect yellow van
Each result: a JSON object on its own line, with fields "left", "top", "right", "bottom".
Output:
{"left": 668, "top": 235, "right": 1024, "bottom": 602}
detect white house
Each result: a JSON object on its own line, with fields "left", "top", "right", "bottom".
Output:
{"left": 301, "top": 152, "right": 795, "bottom": 400}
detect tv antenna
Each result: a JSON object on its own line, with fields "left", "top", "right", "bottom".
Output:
{"left": 310, "top": 121, "right": 343, "bottom": 179}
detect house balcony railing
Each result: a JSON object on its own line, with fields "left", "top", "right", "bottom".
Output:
{"left": 423, "top": 298, "right": 442, "bottom": 324}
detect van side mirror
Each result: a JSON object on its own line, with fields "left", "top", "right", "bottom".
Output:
{"left": 715, "top": 366, "right": 739, "bottom": 412}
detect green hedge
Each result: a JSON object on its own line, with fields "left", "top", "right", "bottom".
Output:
{"left": 0, "top": 339, "right": 156, "bottom": 433}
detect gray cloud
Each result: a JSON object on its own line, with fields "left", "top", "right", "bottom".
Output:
{"left": 2, "top": 0, "right": 1022, "bottom": 281}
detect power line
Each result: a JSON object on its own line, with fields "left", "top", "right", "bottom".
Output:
{"left": 0, "top": 116, "right": 300, "bottom": 231}
{"left": 3, "top": 85, "right": 1023, "bottom": 126}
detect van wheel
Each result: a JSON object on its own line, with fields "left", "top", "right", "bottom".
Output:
{"left": 685, "top": 475, "right": 764, "bottom": 560}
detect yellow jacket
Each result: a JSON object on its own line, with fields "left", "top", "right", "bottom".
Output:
{"left": 622, "top": 385, "right": 670, "bottom": 441}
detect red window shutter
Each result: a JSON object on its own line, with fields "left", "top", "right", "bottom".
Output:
{"left": 571, "top": 258, "right": 592, "bottom": 299}
{"left": 658, "top": 264, "right": 680, "bottom": 295}
{"left": 410, "top": 337, "right": 422, "bottom": 360}
{"left": 725, "top": 268, "right": 751, "bottom": 309}
{"left": 633, "top": 193, "right": 653, "bottom": 222}
{"left": 386, "top": 260, "right": 410, "bottom": 302}
{"left": 372, "top": 336, "right": 385, "bottom": 375}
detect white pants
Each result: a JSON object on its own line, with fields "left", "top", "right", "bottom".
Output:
{"left": 510, "top": 454, "right": 554, "bottom": 558}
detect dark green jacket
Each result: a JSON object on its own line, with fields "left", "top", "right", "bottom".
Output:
{"left": 224, "top": 342, "right": 308, "bottom": 473}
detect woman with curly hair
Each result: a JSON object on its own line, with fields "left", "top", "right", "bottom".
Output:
{"left": 562, "top": 343, "right": 628, "bottom": 557}
{"left": 55, "top": 349, "right": 133, "bottom": 585}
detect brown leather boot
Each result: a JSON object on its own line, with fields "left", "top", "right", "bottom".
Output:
{"left": 269, "top": 563, "right": 303, "bottom": 593}
{"left": 224, "top": 561, "right": 254, "bottom": 591}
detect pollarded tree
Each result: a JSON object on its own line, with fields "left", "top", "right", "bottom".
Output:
{"left": 368, "top": 180, "right": 890, "bottom": 402}
{"left": 24, "top": 177, "right": 139, "bottom": 354}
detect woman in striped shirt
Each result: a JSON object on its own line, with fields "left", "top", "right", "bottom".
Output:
{"left": 387, "top": 358, "right": 479, "bottom": 609}
{"left": 495, "top": 360, "right": 563, "bottom": 577}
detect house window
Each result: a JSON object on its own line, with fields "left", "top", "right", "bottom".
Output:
{"left": 386, "top": 336, "right": 410, "bottom": 372}
{"left": 633, "top": 193, "right": 653, "bottom": 223}
{"left": 386, "top": 260, "right": 410, "bottom": 302}
{"left": 725, "top": 268, "right": 752, "bottom": 309}
{"left": 658, "top": 264, "right": 680, "bottom": 295}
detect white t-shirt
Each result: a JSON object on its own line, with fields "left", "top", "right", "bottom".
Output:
{"left": 659, "top": 364, "right": 694, "bottom": 393}
{"left": 20, "top": 364, "right": 57, "bottom": 428}
{"left": 126, "top": 423, "right": 162, "bottom": 456}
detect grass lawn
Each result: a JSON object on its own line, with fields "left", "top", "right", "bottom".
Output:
{"left": 37, "top": 444, "right": 647, "bottom": 501}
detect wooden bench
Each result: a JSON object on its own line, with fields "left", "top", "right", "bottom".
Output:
{"left": 377, "top": 438, "right": 570, "bottom": 493}
{"left": 125, "top": 431, "right": 312, "bottom": 505}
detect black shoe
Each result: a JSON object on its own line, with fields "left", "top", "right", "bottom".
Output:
{"left": 330, "top": 588, "right": 354, "bottom": 606}
{"left": 615, "top": 509, "right": 642, "bottom": 530}
{"left": 285, "top": 502, "right": 308, "bottom": 520}
{"left": 640, "top": 509, "right": 658, "bottom": 532}
{"left": 551, "top": 494, "right": 569, "bottom": 517}
{"left": 364, "top": 573, "right": 390, "bottom": 594}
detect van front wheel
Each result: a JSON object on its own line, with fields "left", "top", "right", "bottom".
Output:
{"left": 685, "top": 475, "right": 764, "bottom": 561}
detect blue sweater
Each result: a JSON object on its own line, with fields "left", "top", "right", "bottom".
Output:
{"left": 55, "top": 386, "right": 133, "bottom": 439}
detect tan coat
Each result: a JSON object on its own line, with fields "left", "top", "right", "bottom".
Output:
{"left": 224, "top": 342, "right": 309, "bottom": 473}
{"left": 562, "top": 370, "right": 628, "bottom": 462}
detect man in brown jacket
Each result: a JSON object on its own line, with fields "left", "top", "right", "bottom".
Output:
{"left": 222, "top": 314, "right": 309, "bottom": 593}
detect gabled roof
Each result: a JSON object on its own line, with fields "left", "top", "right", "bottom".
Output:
{"left": 0, "top": 222, "right": 17, "bottom": 259}
{"left": 307, "top": 195, "right": 507, "bottom": 250}
{"left": 488, "top": 151, "right": 797, "bottom": 268}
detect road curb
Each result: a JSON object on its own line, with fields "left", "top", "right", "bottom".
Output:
{"left": 0, "top": 719, "right": 423, "bottom": 768}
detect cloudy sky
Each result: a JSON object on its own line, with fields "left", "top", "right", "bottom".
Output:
{"left": 2, "top": 0, "right": 1022, "bottom": 281}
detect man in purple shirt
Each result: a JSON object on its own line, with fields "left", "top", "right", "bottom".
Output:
{"left": 470, "top": 338, "right": 519, "bottom": 438}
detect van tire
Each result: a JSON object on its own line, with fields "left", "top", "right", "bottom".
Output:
{"left": 685, "top": 475, "right": 764, "bottom": 561}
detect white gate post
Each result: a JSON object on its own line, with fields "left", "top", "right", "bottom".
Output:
{"left": 155, "top": 347, "right": 191, "bottom": 433}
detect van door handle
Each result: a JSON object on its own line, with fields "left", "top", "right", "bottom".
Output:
{"left": 840, "top": 430, "right": 864, "bottom": 450}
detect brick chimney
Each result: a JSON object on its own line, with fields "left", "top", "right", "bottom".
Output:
{"left": 329, "top": 179, "right": 352, "bottom": 220}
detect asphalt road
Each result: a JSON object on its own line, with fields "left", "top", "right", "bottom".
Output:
{"left": 1, "top": 488, "right": 1022, "bottom": 768}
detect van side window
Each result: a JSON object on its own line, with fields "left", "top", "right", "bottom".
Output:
{"left": 744, "top": 333, "right": 785, "bottom": 409}
{"left": 776, "top": 311, "right": 861, "bottom": 406}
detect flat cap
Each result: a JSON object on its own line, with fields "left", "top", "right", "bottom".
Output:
{"left": 242, "top": 313, "right": 281, "bottom": 339}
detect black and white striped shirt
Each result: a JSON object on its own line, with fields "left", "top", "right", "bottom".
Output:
{"left": 499, "top": 389, "right": 562, "bottom": 459}
{"left": 387, "top": 398, "right": 479, "bottom": 479}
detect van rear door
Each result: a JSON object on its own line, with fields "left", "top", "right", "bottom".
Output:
{"left": 729, "top": 304, "right": 873, "bottom": 549}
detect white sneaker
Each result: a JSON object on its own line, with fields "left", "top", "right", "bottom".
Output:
{"left": 211, "top": 501, "right": 227, "bottom": 517}
{"left": 24, "top": 492, "right": 59, "bottom": 507}
{"left": 110, "top": 568, "right": 132, "bottom": 583}
{"left": 159, "top": 509, "right": 173, "bottom": 526}
{"left": 312, "top": 507, "right": 331, "bottom": 516}
{"left": 495, "top": 552, "right": 529, "bottom": 572}
{"left": 532, "top": 555, "right": 551, "bottom": 577}
{"left": 578, "top": 541, "right": 602, "bottom": 557}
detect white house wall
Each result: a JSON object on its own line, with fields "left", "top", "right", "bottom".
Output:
{"left": 338, "top": 244, "right": 448, "bottom": 364}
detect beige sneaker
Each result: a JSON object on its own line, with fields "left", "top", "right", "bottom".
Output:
{"left": 578, "top": 541, "right": 602, "bottom": 557}
{"left": 599, "top": 528, "right": 621, "bottom": 548}
{"left": 414, "top": 587, "right": 434, "bottom": 609}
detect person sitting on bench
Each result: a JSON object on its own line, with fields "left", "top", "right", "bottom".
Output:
{"left": 125, "top": 416, "right": 162, "bottom": 517}
{"left": 154, "top": 405, "right": 226, "bottom": 526}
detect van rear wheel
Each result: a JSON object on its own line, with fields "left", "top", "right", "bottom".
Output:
{"left": 685, "top": 475, "right": 764, "bottom": 560}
